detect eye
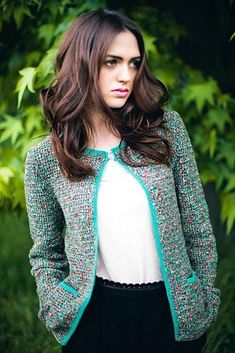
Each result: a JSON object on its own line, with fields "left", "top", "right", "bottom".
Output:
{"left": 104, "top": 59, "right": 117, "bottom": 67}
{"left": 131, "top": 60, "right": 141, "bottom": 69}
{"left": 103, "top": 58, "right": 141, "bottom": 69}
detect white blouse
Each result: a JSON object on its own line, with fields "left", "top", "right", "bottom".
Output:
{"left": 96, "top": 149, "right": 163, "bottom": 284}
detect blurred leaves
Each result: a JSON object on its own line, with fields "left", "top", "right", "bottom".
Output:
{"left": 15, "top": 67, "right": 36, "bottom": 108}
{"left": 221, "top": 192, "right": 235, "bottom": 235}
{"left": 0, "top": 114, "right": 24, "bottom": 143}
{"left": 229, "top": 31, "right": 235, "bottom": 41}
{"left": 181, "top": 78, "right": 219, "bottom": 113}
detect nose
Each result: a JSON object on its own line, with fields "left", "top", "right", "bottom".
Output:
{"left": 116, "top": 64, "right": 131, "bottom": 82}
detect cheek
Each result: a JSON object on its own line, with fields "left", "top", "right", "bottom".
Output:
{"left": 99, "top": 71, "right": 111, "bottom": 92}
{"left": 132, "top": 71, "right": 138, "bottom": 82}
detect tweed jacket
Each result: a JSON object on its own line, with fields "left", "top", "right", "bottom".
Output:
{"left": 24, "top": 110, "right": 221, "bottom": 346}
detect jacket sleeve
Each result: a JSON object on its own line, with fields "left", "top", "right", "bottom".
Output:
{"left": 165, "top": 111, "right": 221, "bottom": 307}
{"left": 24, "top": 147, "right": 69, "bottom": 315}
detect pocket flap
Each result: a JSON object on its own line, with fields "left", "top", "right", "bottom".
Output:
{"left": 186, "top": 271, "right": 198, "bottom": 284}
{"left": 59, "top": 280, "right": 79, "bottom": 296}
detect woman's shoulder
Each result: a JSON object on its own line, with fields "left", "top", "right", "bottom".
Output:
{"left": 163, "top": 110, "right": 182, "bottom": 126}
{"left": 25, "top": 133, "right": 55, "bottom": 167}
{"left": 163, "top": 109, "right": 187, "bottom": 136}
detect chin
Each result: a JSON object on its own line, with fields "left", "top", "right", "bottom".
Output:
{"left": 110, "top": 104, "right": 126, "bottom": 109}
{"left": 107, "top": 100, "right": 127, "bottom": 109}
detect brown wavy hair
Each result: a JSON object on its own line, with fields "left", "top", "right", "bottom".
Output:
{"left": 40, "top": 9, "right": 171, "bottom": 181}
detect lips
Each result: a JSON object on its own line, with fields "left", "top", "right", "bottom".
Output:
{"left": 112, "top": 88, "right": 129, "bottom": 92}
{"left": 112, "top": 90, "right": 129, "bottom": 98}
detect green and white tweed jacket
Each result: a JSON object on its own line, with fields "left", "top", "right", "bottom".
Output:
{"left": 24, "top": 110, "right": 221, "bottom": 346}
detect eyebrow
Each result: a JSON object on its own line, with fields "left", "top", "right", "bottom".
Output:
{"left": 106, "top": 54, "right": 141, "bottom": 60}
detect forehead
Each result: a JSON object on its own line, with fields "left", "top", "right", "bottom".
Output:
{"left": 106, "top": 30, "right": 140, "bottom": 57}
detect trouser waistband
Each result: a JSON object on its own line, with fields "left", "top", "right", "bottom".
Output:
{"left": 95, "top": 275, "right": 165, "bottom": 291}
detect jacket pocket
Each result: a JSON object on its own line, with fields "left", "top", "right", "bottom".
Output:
{"left": 176, "top": 271, "right": 208, "bottom": 340}
{"left": 58, "top": 280, "right": 79, "bottom": 296}
{"left": 186, "top": 270, "right": 198, "bottom": 284}
{"left": 38, "top": 278, "right": 80, "bottom": 332}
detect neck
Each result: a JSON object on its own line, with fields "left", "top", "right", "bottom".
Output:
{"left": 87, "top": 110, "right": 121, "bottom": 148}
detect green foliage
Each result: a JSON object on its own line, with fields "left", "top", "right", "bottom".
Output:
{"left": 0, "top": 1, "right": 234, "bottom": 236}
{"left": 181, "top": 78, "right": 219, "bottom": 113}
{"left": 220, "top": 192, "right": 235, "bottom": 235}
{"left": 230, "top": 31, "right": 235, "bottom": 41}
{"left": 0, "top": 212, "right": 61, "bottom": 353}
{"left": 16, "top": 67, "right": 36, "bottom": 108}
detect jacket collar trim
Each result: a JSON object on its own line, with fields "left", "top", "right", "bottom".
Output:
{"left": 84, "top": 140, "right": 126, "bottom": 155}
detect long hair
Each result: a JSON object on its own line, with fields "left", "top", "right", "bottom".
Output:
{"left": 40, "top": 9, "right": 171, "bottom": 181}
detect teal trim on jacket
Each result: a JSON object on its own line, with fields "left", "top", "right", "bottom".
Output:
{"left": 24, "top": 110, "right": 221, "bottom": 346}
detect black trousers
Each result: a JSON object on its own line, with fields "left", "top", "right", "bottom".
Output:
{"left": 61, "top": 276, "right": 207, "bottom": 353}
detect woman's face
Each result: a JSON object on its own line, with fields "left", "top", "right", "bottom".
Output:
{"left": 98, "top": 30, "right": 141, "bottom": 108}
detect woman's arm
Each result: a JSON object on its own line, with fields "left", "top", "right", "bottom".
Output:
{"left": 166, "top": 110, "right": 221, "bottom": 308}
{"left": 24, "top": 147, "right": 69, "bottom": 317}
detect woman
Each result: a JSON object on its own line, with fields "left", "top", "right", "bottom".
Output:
{"left": 24, "top": 9, "right": 221, "bottom": 353}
